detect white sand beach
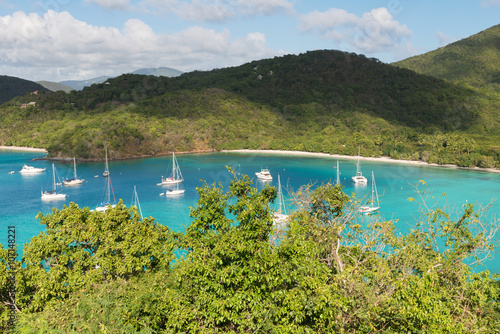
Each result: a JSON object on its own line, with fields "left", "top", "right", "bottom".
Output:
{"left": 0, "top": 145, "right": 48, "bottom": 153}
{"left": 225, "top": 149, "right": 500, "bottom": 174}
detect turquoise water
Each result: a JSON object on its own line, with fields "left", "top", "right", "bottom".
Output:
{"left": 1, "top": 149, "right": 499, "bottom": 273}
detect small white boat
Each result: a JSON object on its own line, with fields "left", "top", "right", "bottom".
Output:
{"left": 8, "top": 171, "right": 14, "bottom": 174}
{"left": 63, "top": 157, "right": 84, "bottom": 186}
{"left": 256, "top": 168, "right": 272, "bottom": 181}
{"left": 165, "top": 189, "right": 185, "bottom": 196}
{"left": 359, "top": 171, "right": 380, "bottom": 215}
{"left": 41, "top": 164, "right": 67, "bottom": 200}
{"left": 352, "top": 147, "right": 367, "bottom": 184}
{"left": 158, "top": 152, "right": 183, "bottom": 185}
{"left": 20, "top": 164, "right": 46, "bottom": 174}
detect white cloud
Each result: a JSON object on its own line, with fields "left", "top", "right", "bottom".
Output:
{"left": 139, "top": 0, "right": 294, "bottom": 22}
{"left": 0, "top": 10, "right": 280, "bottom": 81}
{"left": 84, "top": 0, "right": 132, "bottom": 11}
{"left": 481, "top": 0, "right": 500, "bottom": 7}
{"left": 436, "top": 31, "right": 456, "bottom": 47}
{"left": 299, "top": 7, "right": 412, "bottom": 54}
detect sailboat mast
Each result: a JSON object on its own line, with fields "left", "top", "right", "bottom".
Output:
{"left": 133, "top": 185, "right": 143, "bottom": 218}
{"left": 173, "top": 152, "right": 183, "bottom": 181}
{"left": 103, "top": 146, "right": 110, "bottom": 177}
{"left": 278, "top": 175, "right": 282, "bottom": 214}
{"left": 172, "top": 152, "right": 177, "bottom": 178}
{"left": 52, "top": 163, "right": 56, "bottom": 191}
{"left": 73, "top": 157, "right": 77, "bottom": 178}
{"left": 336, "top": 160, "right": 340, "bottom": 185}
{"left": 357, "top": 146, "right": 361, "bottom": 174}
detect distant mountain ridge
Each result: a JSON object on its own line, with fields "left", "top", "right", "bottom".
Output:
{"left": 59, "top": 76, "right": 111, "bottom": 91}
{"left": 131, "top": 67, "right": 183, "bottom": 77}
{"left": 36, "top": 81, "right": 74, "bottom": 93}
{"left": 393, "top": 24, "right": 500, "bottom": 86}
{"left": 58, "top": 66, "right": 183, "bottom": 90}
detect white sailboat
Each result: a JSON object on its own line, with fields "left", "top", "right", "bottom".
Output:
{"left": 256, "top": 168, "right": 272, "bottom": 181}
{"left": 63, "top": 157, "right": 84, "bottom": 185}
{"left": 158, "top": 152, "right": 183, "bottom": 185}
{"left": 359, "top": 171, "right": 380, "bottom": 215}
{"left": 273, "top": 174, "right": 288, "bottom": 225}
{"left": 94, "top": 174, "right": 116, "bottom": 212}
{"left": 103, "top": 146, "right": 110, "bottom": 177}
{"left": 352, "top": 146, "right": 367, "bottom": 184}
{"left": 41, "top": 164, "right": 67, "bottom": 200}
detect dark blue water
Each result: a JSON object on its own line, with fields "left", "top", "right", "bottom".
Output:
{"left": 1, "top": 149, "right": 499, "bottom": 273}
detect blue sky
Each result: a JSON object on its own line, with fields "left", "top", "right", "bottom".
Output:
{"left": 0, "top": 0, "right": 499, "bottom": 82}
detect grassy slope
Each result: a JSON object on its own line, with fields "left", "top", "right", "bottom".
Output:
{"left": 393, "top": 24, "right": 500, "bottom": 86}
{"left": 393, "top": 24, "right": 500, "bottom": 154}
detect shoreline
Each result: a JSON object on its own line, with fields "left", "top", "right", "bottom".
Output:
{"left": 0, "top": 145, "right": 48, "bottom": 153}
{"left": 2, "top": 145, "right": 498, "bottom": 175}
{"left": 224, "top": 149, "right": 500, "bottom": 174}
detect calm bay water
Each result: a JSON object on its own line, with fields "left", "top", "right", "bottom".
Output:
{"left": 1, "top": 149, "right": 499, "bottom": 273}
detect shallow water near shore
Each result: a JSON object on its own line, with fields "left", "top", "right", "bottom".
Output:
{"left": 1, "top": 149, "right": 499, "bottom": 273}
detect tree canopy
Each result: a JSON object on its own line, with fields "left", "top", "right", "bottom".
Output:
{"left": 1, "top": 172, "right": 498, "bottom": 332}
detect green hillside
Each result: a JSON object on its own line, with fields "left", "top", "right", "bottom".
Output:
{"left": 0, "top": 49, "right": 498, "bottom": 168}
{"left": 393, "top": 24, "right": 500, "bottom": 87}
{"left": 0, "top": 76, "right": 47, "bottom": 104}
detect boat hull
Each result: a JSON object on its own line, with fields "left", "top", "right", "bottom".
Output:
{"left": 165, "top": 189, "right": 185, "bottom": 196}
{"left": 94, "top": 203, "right": 117, "bottom": 212}
{"left": 359, "top": 206, "right": 380, "bottom": 215}
{"left": 352, "top": 176, "right": 367, "bottom": 184}
{"left": 256, "top": 169, "right": 272, "bottom": 181}
{"left": 158, "top": 178, "right": 183, "bottom": 185}
{"left": 63, "top": 178, "right": 84, "bottom": 186}
{"left": 20, "top": 165, "right": 46, "bottom": 174}
{"left": 41, "top": 192, "right": 67, "bottom": 200}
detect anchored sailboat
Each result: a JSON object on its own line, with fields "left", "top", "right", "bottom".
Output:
{"left": 41, "top": 164, "right": 67, "bottom": 200}
{"left": 158, "top": 152, "right": 183, "bottom": 185}
{"left": 352, "top": 146, "right": 367, "bottom": 184}
{"left": 63, "top": 157, "right": 84, "bottom": 185}
{"left": 359, "top": 171, "right": 380, "bottom": 215}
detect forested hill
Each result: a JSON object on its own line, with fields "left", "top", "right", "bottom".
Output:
{"left": 0, "top": 75, "right": 47, "bottom": 104}
{"left": 0, "top": 49, "right": 498, "bottom": 168}
{"left": 69, "top": 50, "right": 476, "bottom": 131}
{"left": 393, "top": 24, "right": 500, "bottom": 87}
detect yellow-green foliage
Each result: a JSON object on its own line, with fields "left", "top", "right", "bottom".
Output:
{"left": 2, "top": 174, "right": 499, "bottom": 332}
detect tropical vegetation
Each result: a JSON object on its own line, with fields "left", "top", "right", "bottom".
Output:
{"left": 0, "top": 171, "right": 498, "bottom": 332}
